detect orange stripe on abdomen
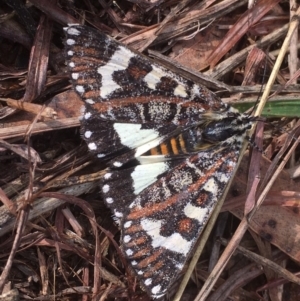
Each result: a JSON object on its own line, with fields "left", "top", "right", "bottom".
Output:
{"left": 170, "top": 137, "right": 179, "bottom": 154}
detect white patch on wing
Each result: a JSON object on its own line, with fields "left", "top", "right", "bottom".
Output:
{"left": 85, "top": 98, "right": 95, "bottom": 104}
{"left": 102, "top": 184, "right": 110, "bottom": 193}
{"left": 88, "top": 142, "right": 97, "bottom": 150}
{"left": 76, "top": 85, "right": 85, "bottom": 93}
{"left": 84, "top": 131, "right": 92, "bottom": 138}
{"left": 143, "top": 65, "right": 187, "bottom": 98}
{"left": 84, "top": 112, "right": 91, "bottom": 119}
{"left": 113, "top": 161, "right": 123, "bottom": 167}
{"left": 104, "top": 173, "right": 112, "bottom": 179}
{"left": 114, "top": 211, "right": 123, "bottom": 218}
{"left": 67, "top": 50, "right": 74, "bottom": 56}
{"left": 97, "top": 46, "right": 135, "bottom": 98}
{"left": 140, "top": 218, "right": 193, "bottom": 256}
{"left": 151, "top": 285, "right": 162, "bottom": 295}
{"left": 126, "top": 249, "right": 133, "bottom": 256}
{"left": 123, "top": 235, "right": 131, "bottom": 243}
{"left": 67, "top": 27, "right": 80, "bottom": 35}
{"left": 184, "top": 203, "right": 209, "bottom": 223}
{"left": 113, "top": 123, "right": 159, "bottom": 149}
{"left": 203, "top": 178, "right": 218, "bottom": 193}
{"left": 66, "top": 39, "right": 75, "bottom": 45}
{"left": 131, "top": 162, "right": 169, "bottom": 194}
{"left": 124, "top": 221, "right": 132, "bottom": 228}
{"left": 143, "top": 65, "right": 164, "bottom": 90}
{"left": 106, "top": 197, "right": 113, "bottom": 204}
{"left": 174, "top": 85, "right": 187, "bottom": 97}
{"left": 72, "top": 73, "right": 79, "bottom": 80}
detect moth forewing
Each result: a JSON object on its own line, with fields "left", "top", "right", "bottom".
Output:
{"left": 176, "top": 123, "right": 255, "bottom": 298}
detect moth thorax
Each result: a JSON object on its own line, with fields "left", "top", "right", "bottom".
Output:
{"left": 202, "top": 117, "right": 252, "bottom": 143}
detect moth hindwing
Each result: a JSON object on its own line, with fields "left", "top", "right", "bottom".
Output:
{"left": 65, "top": 24, "right": 254, "bottom": 299}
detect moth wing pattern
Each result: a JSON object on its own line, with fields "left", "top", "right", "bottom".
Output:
{"left": 65, "top": 24, "right": 254, "bottom": 299}
{"left": 65, "top": 25, "right": 239, "bottom": 162}
{"left": 101, "top": 136, "right": 244, "bottom": 298}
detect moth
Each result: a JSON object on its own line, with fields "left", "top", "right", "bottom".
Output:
{"left": 65, "top": 24, "right": 254, "bottom": 298}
